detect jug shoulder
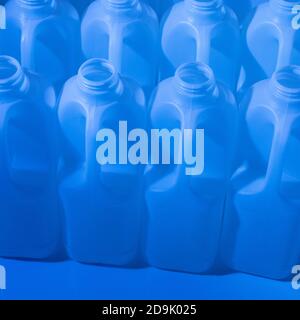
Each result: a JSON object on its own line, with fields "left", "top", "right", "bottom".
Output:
{"left": 245, "top": 2, "right": 295, "bottom": 34}
{"left": 0, "top": 71, "right": 55, "bottom": 110}
{"left": 59, "top": 75, "right": 145, "bottom": 114}
{"left": 6, "top": 0, "right": 79, "bottom": 22}
{"left": 6, "top": 0, "right": 79, "bottom": 27}
{"left": 84, "top": 0, "right": 157, "bottom": 25}
{"left": 150, "top": 78, "right": 236, "bottom": 117}
{"left": 164, "top": 1, "right": 238, "bottom": 28}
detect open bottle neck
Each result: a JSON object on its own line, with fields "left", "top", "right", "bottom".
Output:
{"left": 77, "top": 58, "right": 123, "bottom": 98}
{"left": 16, "top": 0, "right": 56, "bottom": 14}
{"left": 102, "top": 0, "right": 139, "bottom": 11}
{"left": 0, "top": 56, "right": 28, "bottom": 94}
{"left": 174, "top": 62, "right": 219, "bottom": 99}
{"left": 271, "top": 65, "right": 300, "bottom": 101}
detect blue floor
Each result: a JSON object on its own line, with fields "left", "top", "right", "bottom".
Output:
{"left": 0, "top": 258, "right": 299, "bottom": 300}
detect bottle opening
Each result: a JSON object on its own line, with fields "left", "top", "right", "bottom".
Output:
{"left": 185, "top": 0, "right": 223, "bottom": 11}
{"left": 272, "top": 65, "right": 300, "bottom": 99}
{"left": 175, "top": 62, "right": 217, "bottom": 96}
{"left": 78, "top": 58, "right": 121, "bottom": 94}
{"left": 103, "top": 0, "right": 138, "bottom": 9}
{"left": 17, "top": 0, "right": 52, "bottom": 6}
{"left": 0, "top": 56, "right": 25, "bottom": 91}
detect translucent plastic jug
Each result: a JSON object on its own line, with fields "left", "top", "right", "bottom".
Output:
{"left": 146, "top": 62, "right": 238, "bottom": 273}
{"left": 240, "top": 0, "right": 300, "bottom": 91}
{"left": 0, "top": 56, "right": 61, "bottom": 259}
{"left": 160, "top": 0, "right": 240, "bottom": 91}
{"left": 58, "top": 58, "right": 147, "bottom": 266}
{"left": 2, "top": 0, "right": 81, "bottom": 92}
{"left": 222, "top": 65, "right": 300, "bottom": 280}
{"left": 81, "top": 0, "right": 159, "bottom": 99}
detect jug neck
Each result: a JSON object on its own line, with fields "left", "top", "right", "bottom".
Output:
{"left": 16, "top": 0, "right": 56, "bottom": 14}
{"left": 269, "top": 0, "right": 299, "bottom": 16}
{"left": 174, "top": 62, "right": 218, "bottom": 99}
{"left": 0, "top": 56, "right": 28, "bottom": 94}
{"left": 103, "top": 0, "right": 139, "bottom": 11}
{"left": 184, "top": 0, "right": 224, "bottom": 16}
{"left": 271, "top": 65, "right": 300, "bottom": 101}
{"left": 77, "top": 58, "right": 123, "bottom": 98}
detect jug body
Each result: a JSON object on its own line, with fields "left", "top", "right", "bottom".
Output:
{"left": 160, "top": 0, "right": 240, "bottom": 91}
{"left": 81, "top": 0, "right": 159, "bottom": 99}
{"left": 240, "top": 0, "right": 300, "bottom": 91}
{"left": 58, "top": 58, "right": 147, "bottom": 266}
{"left": 2, "top": 0, "right": 81, "bottom": 92}
{"left": 222, "top": 65, "right": 300, "bottom": 280}
{"left": 146, "top": 62, "right": 238, "bottom": 273}
{"left": 0, "top": 56, "right": 61, "bottom": 259}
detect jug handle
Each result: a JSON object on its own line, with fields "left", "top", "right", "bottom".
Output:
{"left": 109, "top": 25, "right": 124, "bottom": 73}
{"left": 20, "top": 25, "right": 37, "bottom": 71}
{"left": 276, "top": 33, "right": 294, "bottom": 71}
{"left": 263, "top": 113, "right": 291, "bottom": 193}
{"left": 196, "top": 29, "right": 212, "bottom": 65}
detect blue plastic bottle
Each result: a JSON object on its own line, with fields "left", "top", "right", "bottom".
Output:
{"left": 240, "top": 0, "right": 300, "bottom": 91}
{"left": 2, "top": 0, "right": 81, "bottom": 92}
{"left": 0, "top": 56, "right": 61, "bottom": 259}
{"left": 81, "top": 0, "right": 159, "bottom": 99}
{"left": 58, "top": 58, "right": 147, "bottom": 266}
{"left": 160, "top": 0, "right": 240, "bottom": 91}
{"left": 223, "top": 65, "right": 300, "bottom": 280}
{"left": 146, "top": 62, "right": 238, "bottom": 273}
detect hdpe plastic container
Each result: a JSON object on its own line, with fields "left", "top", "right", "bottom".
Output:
{"left": 146, "top": 62, "right": 238, "bottom": 273}
{"left": 240, "top": 0, "right": 300, "bottom": 91}
{"left": 58, "top": 58, "right": 147, "bottom": 266}
{"left": 0, "top": 56, "right": 61, "bottom": 259}
{"left": 160, "top": 0, "right": 240, "bottom": 91}
{"left": 2, "top": 0, "right": 81, "bottom": 92}
{"left": 222, "top": 65, "right": 300, "bottom": 280}
{"left": 81, "top": 0, "right": 159, "bottom": 99}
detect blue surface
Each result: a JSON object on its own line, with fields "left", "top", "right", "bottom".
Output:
{"left": 0, "top": 258, "right": 299, "bottom": 300}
